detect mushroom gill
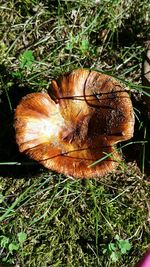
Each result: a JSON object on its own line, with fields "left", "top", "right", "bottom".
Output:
{"left": 14, "top": 69, "right": 135, "bottom": 178}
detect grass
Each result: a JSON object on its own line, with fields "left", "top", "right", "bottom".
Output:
{"left": 0, "top": 0, "right": 150, "bottom": 266}
{"left": 0, "top": 168, "right": 149, "bottom": 266}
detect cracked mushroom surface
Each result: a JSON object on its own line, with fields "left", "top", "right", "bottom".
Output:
{"left": 14, "top": 69, "right": 135, "bottom": 178}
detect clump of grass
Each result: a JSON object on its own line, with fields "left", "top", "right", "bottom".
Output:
{"left": 0, "top": 0, "right": 150, "bottom": 266}
{"left": 0, "top": 167, "right": 149, "bottom": 266}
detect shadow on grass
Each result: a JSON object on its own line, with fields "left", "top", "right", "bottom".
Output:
{"left": 122, "top": 93, "right": 150, "bottom": 176}
{"left": 0, "top": 64, "right": 42, "bottom": 178}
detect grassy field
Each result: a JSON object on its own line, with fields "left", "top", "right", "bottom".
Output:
{"left": 0, "top": 0, "right": 150, "bottom": 266}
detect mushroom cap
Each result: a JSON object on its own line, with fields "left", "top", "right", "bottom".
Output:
{"left": 14, "top": 69, "right": 135, "bottom": 178}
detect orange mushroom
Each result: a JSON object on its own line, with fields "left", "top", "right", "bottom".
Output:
{"left": 14, "top": 69, "right": 135, "bottom": 178}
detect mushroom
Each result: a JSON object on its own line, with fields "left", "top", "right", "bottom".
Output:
{"left": 14, "top": 69, "right": 135, "bottom": 178}
{"left": 136, "top": 248, "right": 150, "bottom": 267}
{"left": 142, "top": 42, "right": 150, "bottom": 117}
